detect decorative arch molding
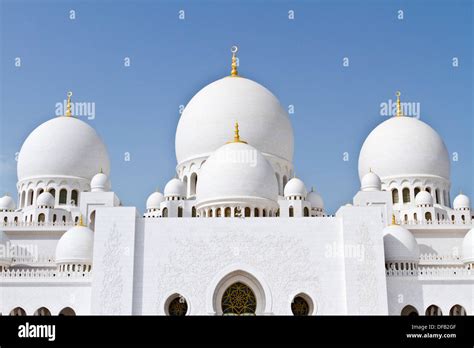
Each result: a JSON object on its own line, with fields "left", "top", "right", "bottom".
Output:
{"left": 159, "top": 290, "right": 192, "bottom": 315}
{"left": 289, "top": 291, "right": 317, "bottom": 315}
{"left": 206, "top": 264, "right": 272, "bottom": 315}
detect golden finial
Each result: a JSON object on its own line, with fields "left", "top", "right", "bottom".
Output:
{"left": 66, "top": 91, "right": 73, "bottom": 117}
{"left": 99, "top": 167, "right": 103, "bottom": 174}
{"left": 230, "top": 46, "right": 239, "bottom": 77}
{"left": 78, "top": 215, "right": 85, "bottom": 227}
{"left": 229, "top": 121, "right": 247, "bottom": 144}
{"left": 391, "top": 214, "right": 397, "bottom": 225}
{"left": 395, "top": 91, "right": 403, "bottom": 117}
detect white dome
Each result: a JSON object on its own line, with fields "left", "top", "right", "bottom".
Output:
{"left": 55, "top": 225, "right": 94, "bottom": 264}
{"left": 358, "top": 117, "right": 449, "bottom": 181}
{"left": 0, "top": 195, "right": 15, "bottom": 211}
{"left": 164, "top": 178, "right": 186, "bottom": 198}
{"left": 284, "top": 178, "right": 307, "bottom": 198}
{"left": 383, "top": 224, "right": 420, "bottom": 262}
{"left": 18, "top": 117, "right": 110, "bottom": 181}
{"left": 453, "top": 193, "right": 470, "bottom": 210}
{"left": 415, "top": 191, "right": 433, "bottom": 206}
{"left": 175, "top": 77, "right": 294, "bottom": 165}
{"left": 36, "top": 192, "right": 55, "bottom": 208}
{"left": 307, "top": 190, "right": 324, "bottom": 209}
{"left": 360, "top": 171, "right": 381, "bottom": 191}
{"left": 462, "top": 228, "right": 474, "bottom": 264}
{"left": 91, "top": 172, "right": 110, "bottom": 192}
{"left": 196, "top": 142, "right": 279, "bottom": 205}
{"left": 146, "top": 191, "right": 164, "bottom": 209}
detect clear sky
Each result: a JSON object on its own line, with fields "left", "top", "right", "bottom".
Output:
{"left": 0, "top": 0, "right": 472, "bottom": 214}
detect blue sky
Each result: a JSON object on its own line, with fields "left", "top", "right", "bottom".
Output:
{"left": 0, "top": 0, "right": 472, "bottom": 214}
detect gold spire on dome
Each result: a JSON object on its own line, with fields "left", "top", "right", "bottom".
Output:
{"left": 395, "top": 91, "right": 403, "bottom": 117}
{"left": 78, "top": 215, "right": 85, "bottom": 227}
{"left": 228, "top": 122, "right": 247, "bottom": 144}
{"left": 230, "top": 46, "right": 239, "bottom": 77}
{"left": 391, "top": 214, "right": 397, "bottom": 225}
{"left": 65, "top": 91, "right": 73, "bottom": 117}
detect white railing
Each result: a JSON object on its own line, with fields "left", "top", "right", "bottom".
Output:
{"left": 0, "top": 268, "right": 91, "bottom": 280}
{"left": 419, "top": 253, "right": 463, "bottom": 264}
{"left": 400, "top": 219, "right": 472, "bottom": 227}
{"left": 11, "top": 255, "right": 56, "bottom": 266}
{"left": 386, "top": 266, "right": 473, "bottom": 279}
{"left": 1, "top": 221, "right": 75, "bottom": 228}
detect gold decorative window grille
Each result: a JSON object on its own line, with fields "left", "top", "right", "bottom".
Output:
{"left": 221, "top": 282, "right": 257, "bottom": 315}
{"left": 168, "top": 296, "right": 188, "bottom": 316}
{"left": 291, "top": 296, "right": 310, "bottom": 316}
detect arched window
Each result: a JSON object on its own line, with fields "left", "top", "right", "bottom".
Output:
{"left": 291, "top": 295, "right": 312, "bottom": 316}
{"left": 89, "top": 210, "right": 96, "bottom": 230}
{"left": 162, "top": 207, "right": 168, "bottom": 217}
{"left": 451, "top": 215, "right": 455, "bottom": 223}
{"left": 461, "top": 215, "right": 465, "bottom": 222}
{"left": 59, "top": 189, "right": 67, "bottom": 205}
{"left": 37, "top": 188, "right": 44, "bottom": 198}
{"left": 414, "top": 187, "right": 421, "bottom": 197}
{"left": 3, "top": 216, "right": 7, "bottom": 223}
{"left": 425, "top": 187, "right": 431, "bottom": 193}
{"left": 178, "top": 206, "right": 183, "bottom": 217}
{"left": 34, "top": 307, "right": 51, "bottom": 316}
{"left": 449, "top": 305, "right": 466, "bottom": 316}
{"left": 425, "top": 212, "right": 432, "bottom": 221}
{"left": 28, "top": 189, "right": 34, "bottom": 206}
{"left": 71, "top": 190, "right": 78, "bottom": 206}
{"left": 435, "top": 189, "right": 440, "bottom": 204}
{"left": 38, "top": 213, "right": 45, "bottom": 223}
{"left": 392, "top": 189, "right": 399, "bottom": 203}
{"left": 303, "top": 207, "right": 309, "bottom": 217}
{"left": 245, "top": 207, "right": 251, "bottom": 217}
{"left": 75, "top": 216, "right": 79, "bottom": 223}
{"left": 225, "top": 207, "right": 231, "bottom": 217}
{"left": 216, "top": 208, "right": 222, "bottom": 217}
{"left": 402, "top": 188, "right": 410, "bottom": 203}
{"left": 59, "top": 307, "right": 76, "bottom": 316}
{"left": 289, "top": 206, "right": 294, "bottom": 217}
{"left": 437, "top": 213, "right": 440, "bottom": 221}
{"left": 209, "top": 209, "right": 213, "bottom": 218}
{"left": 190, "top": 173, "right": 197, "bottom": 196}
{"left": 401, "top": 305, "right": 419, "bottom": 316}
{"left": 62, "top": 215, "right": 66, "bottom": 223}
{"left": 404, "top": 214, "right": 408, "bottom": 223}
{"left": 425, "top": 305, "right": 442, "bottom": 316}
{"left": 192, "top": 206, "right": 196, "bottom": 217}
{"left": 166, "top": 294, "right": 188, "bottom": 316}
{"left": 49, "top": 188, "right": 55, "bottom": 199}
{"left": 221, "top": 282, "right": 256, "bottom": 316}
{"left": 262, "top": 209, "right": 266, "bottom": 217}
{"left": 254, "top": 208, "right": 259, "bottom": 217}
{"left": 9, "top": 307, "right": 26, "bottom": 316}
{"left": 414, "top": 213, "right": 417, "bottom": 221}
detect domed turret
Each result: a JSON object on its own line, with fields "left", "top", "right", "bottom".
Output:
{"left": 164, "top": 179, "right": 186, "bottom": 200}
{"left": 0, "top": 195, "right": 15, "bottom": 212}
{"left": 453, "top": 193, "right": 470, "bottom": 211}
{"left": 307, "top": 189, "right": 324, "bottom": 211}
{"left": 91, "top": 171, "right": 110, "bottom": 192}
{"left": 55, "top": 217, "right": 93, "bottom": 271}
{"left": 360, "top": 171, "right": 381, "bottom": 192}
{"left": 146, "top": 191, "right": 164, "bottom": 210}
{"left": 415, "top": 191, "right": 433, "bottom": 207}
{"left": 284, "top": 178, "right": 307, "bottom": 200}
{"left": 36, "top": 192, "right": 55, "bottom": 208}
{"left": 383, "top": 217, "right": 420, "bottom": 265}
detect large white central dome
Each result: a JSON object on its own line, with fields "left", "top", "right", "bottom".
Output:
{"left": 175, "top": 76, "right": 294, "bottom": 165}
{"left": 358, "top": 116, "right": 450, "bottom": 181}
{"left": 18, "top": 117, "right": 110, "bottom": 181}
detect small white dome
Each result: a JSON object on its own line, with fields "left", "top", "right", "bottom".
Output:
{"left": 383, "top": 224, "right": 420, "bottom": 262}
{"left": 196, "top": 141, "right": 278, "bottom": 205}
{"left": 18, "top": 116, "right": 110, "bottom": 182}
{"left": 462, "top": 228, "right": 474, "bottom": 264}
{"left": 360, "top": 171, "right": 381, "bottom": 191}
{"left": 284, "top": 178, "right": 307, "bottom": 198}
{"left": 415, "top": 191, "right": 433, "bottom": 206}
{"left": 91, "top": 172, "right": 110, "bottom": 192}
{"left": 453, "top": 193, "right": 470, "bottom": 210}
{"left": 55, "top": 225, "right": 94, "bottom": 265}
{"left": 146, "top": 191, "right": 164, "bottom": 209}
{"left": 36, "top": 192, "right": 55, "bottom": 208}
{"left": 0, "top": 195, "right": 15, "bottom": 211}
{"left": 164, "top": 178, "right": 186, "bottom": 198}
{"left": 307, "top": 190, "right": 324, "bottom": 209}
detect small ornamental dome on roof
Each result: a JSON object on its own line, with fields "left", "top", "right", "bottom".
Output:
{"left": 284, "top": 178, "right": 307, "bottom": 198}
{"left": 453, "top": 193, "right": 470, "bottom": 210}
{"left": 36, "top": 192, "right": 55, "bottom": 208}
{"left": 415, "top": 191, "right": 433, "bottom": 207}
{"left": 360, "top": 170, "right": 381, "bottom": 191}
{"left": 307, "top": 189, "right": 324, "bottom": 210}
{"left": 164, "top": 178, "right": 186, "bottom": 198}
{"left": 146, "top": 191, "right": 164, "bottom": 209}
{"left": 0, "top": 195, "right": 15, "bottom": 211}
{"left": 383, "top": 218, "right": 420, "bottom": 263}
{"left": 55, "top": 217, "right": 93, "bottom": 265}
{"left": 462, "top": 228, "right": 474, "bottom": 264}
{"left": 196, "top": 123, "right": 279, "bottom": 207}
{"left": 91, "top": 170, "right": 110, "bottom": 192}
